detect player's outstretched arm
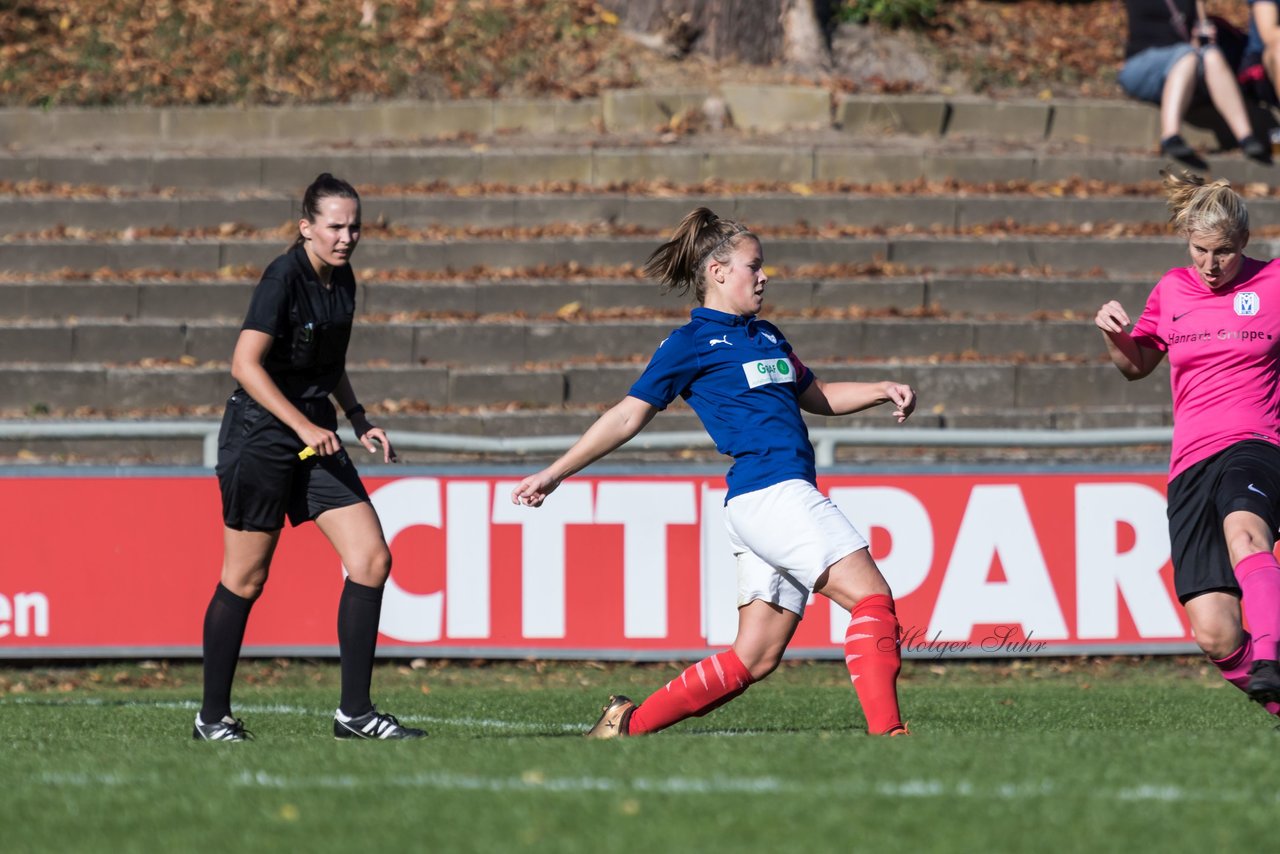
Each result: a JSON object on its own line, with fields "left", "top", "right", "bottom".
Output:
{"left": 511, "top": 395, "right": 659, "bottom": 507}
{"left": 799, "top": 379, "right": 916, "bottom": 423}
{"left": 1095, "top": 300, "right": 1164, "bottom": 380}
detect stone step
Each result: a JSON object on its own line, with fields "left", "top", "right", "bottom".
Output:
{"left": 3, "top": 145, "right": 1270, "bottom": 192}
{"left": 0, "top": 359, "right": 1167, "bottom": 414}
{"left": 0, "top": 276, "right": 1153, "bottom": 321}
{"left": 0, "top": 234, "right": 1221, "bottom": 276}
{"left": 2, "top": 192, "right": 1265, "bottom": 232}
{"left": 0, "top": 315, "right": 1113, "bottom": 367}
{"left": 0, "top": 91, "right": 1257, "bottom": 151}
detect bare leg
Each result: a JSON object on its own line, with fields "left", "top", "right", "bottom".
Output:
{"left": 220, "top": 527, "right": 280, "bottom": 598}
{"left": 1202, "top": 48, "right": 1256, "bottom": 142}
{"left": 813, "top": 547, "right": 891, "bottom": 610}
{"left": 315, "top": 501, "right": 391, "bottom": 588}
{"left": 1184, "top": 591, "right": 1244, "bottom": 661}
{"left": 1160, "top": 51, "right": 1201, "bottom": 140}
{"left": 732, "top": 599, "right": 803, "bottom": 679}
{"left": 1266, "top": 45, "right": 1280, "bottom": 106}
{"left": 1223, "top": 509, "right": 1275, "bottom": 567}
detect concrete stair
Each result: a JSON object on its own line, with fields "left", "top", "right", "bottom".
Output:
{"left": 4, "top": 90, "right": 1249, "bottom": 465}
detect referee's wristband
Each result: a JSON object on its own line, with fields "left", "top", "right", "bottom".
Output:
{"left": 344, "top": 404, "right": 366, "bottom": 421}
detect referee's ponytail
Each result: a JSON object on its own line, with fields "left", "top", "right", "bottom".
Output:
{"left": 294, "top": 173, "right": 361, "bottom": 248}
{"left": 644, "top": 207, "right": 754, "bottom": 303}
{"left": 1163, "top": 169, "right": 1248, "bottom": 241}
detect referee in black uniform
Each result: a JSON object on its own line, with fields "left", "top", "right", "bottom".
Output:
{"left": 194, "top": 173, "right": 425, "bottom": 741}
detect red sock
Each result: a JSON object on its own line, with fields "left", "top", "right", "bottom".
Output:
{"left": 1234, "top": 552, "right": 1280, "bottom": 661}
{"left": 845, "top": 593, "right": 903, "bottom": 734}
{"left": 628, "top": 649, "right": 753, "bottom": 735}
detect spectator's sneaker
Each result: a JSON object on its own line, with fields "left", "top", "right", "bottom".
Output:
{"left": 333, "top": 706, "right": 427, "bottom": 740}
{"left": 1160, "top": 135, "right": 1207, "bottom": 170}
{"left": 1246, "top": 659, "right": 1280, "bottom": 704}
{"left": 1240, "top": 134, "right": 1271, "bottom": 163}
{"left": 585, "top": 694, "right": 635, "bottom": 739}
{"left": 192, "top": 714, "right": 253, "bottom": 742}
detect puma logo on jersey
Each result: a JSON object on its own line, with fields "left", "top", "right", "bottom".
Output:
{"left": 709, "top": 335, "right": 732, "bottom": 347}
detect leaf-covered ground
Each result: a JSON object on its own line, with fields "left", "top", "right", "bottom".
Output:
{"left": 2, "top": 0, "right": 637, "bottom": 107}
{"left": 0, "top": 0, "right": 1256, "bottom": 108}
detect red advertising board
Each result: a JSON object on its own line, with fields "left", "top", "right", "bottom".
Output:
{"left": 0, "top": 471, "right": 1197, "bottom": 658}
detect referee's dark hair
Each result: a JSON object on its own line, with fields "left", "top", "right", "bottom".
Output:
{"left": 294, "top": 173, "right": 360, "bottom": 247}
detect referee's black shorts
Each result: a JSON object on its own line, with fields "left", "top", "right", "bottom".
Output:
{"left": 1167, "top": 440, "right": 1280, "bottom": 604}
{"left": 215, "top": 393, "right": 370, "bottom": 533}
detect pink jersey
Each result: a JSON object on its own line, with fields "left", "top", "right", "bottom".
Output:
{"left": 1131, "top": 256, "right": 1280, "bottom": 480}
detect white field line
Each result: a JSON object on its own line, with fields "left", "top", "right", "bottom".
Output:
{"left": 0, "top": 695, "right": 587, "bottom": 733}
{"left": 0, "top": 695, "right": 774, "bottom": 735}
{"left": 27, "top": 768, "right": 1280, "bottom": 804}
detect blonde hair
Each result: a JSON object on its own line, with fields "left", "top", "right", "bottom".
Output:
{"left": 643, "top": 207, "right": 755, "bottom": 303}
{"left": 1162, "top": 169, "right": 1249, "bottom": 240}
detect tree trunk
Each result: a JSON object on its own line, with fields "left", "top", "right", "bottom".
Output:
{"left": 602, "top": 0, "right": 832, "bottom": 68}
{"left": 781, "top": 0, "right": 832, "bottom": 70}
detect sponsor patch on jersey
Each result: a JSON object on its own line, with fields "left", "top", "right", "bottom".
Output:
{"left": 743, "top": 358, "right": 795, "bottom": 388}
{"left": 1235, "top": 291, "right": 1260, "bottom": 316}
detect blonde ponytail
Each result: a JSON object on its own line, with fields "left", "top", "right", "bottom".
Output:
{"left": 1162, "top": 169, "right": 1249, "bottom": 239}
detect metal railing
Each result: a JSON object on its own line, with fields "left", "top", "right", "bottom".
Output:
{"left": 0, "top": 420, "right": 1175, "bottom": 468}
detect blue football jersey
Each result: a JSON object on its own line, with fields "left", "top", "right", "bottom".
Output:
{"left": 628, "top": 306, "right": 817, "bottom": 500}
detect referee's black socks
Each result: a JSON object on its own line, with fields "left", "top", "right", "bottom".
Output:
{"left": 199, "top": 582, "right": 255, "bottom": 724}
{"left": 337, "top": 578, "right": 384, "bottom": 719}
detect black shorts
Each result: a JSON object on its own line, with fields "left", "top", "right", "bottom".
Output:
{"left": 1166, "top": 440, "right": 1280, "bottom": 603}
{"left": 215, "top": 393, "right": 370, "bottom": 533}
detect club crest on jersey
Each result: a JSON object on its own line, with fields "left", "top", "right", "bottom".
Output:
{"left": 743, "top": 358, "right": 794, "bottom": 388}
{"left": 1235, "top": 291, "right": 1260, "bottom": 316}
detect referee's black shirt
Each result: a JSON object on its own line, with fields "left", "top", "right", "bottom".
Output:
{"left": 236, "top": 243, "right": 356, "bottom": 401}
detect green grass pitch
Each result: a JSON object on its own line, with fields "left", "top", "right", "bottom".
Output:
{"left": 1, "top": 657, "right": 1276, "bottom": 853}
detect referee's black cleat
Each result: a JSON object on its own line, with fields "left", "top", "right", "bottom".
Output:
{"left": 192, "top": 714, "right": 254, "bottom": 742}
{"left": 585, "top": 694, "right": 635, "bottom": 739}
{"left": 333, "top": 707, "right": 428, "bottom": 740}
{"left": 1246, "top": 659, "right": 1280, "bottom": 704}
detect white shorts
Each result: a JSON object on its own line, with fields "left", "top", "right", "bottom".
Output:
{"left": 723, "top": 479, "right": 869, "bottom": 617}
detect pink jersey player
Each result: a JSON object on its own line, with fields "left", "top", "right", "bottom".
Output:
{"left": 1097, "top": 170, "right": 1280, "bottom": 717}
{"left": 1130, "top": 257, "right": 1280, "bottom": 481}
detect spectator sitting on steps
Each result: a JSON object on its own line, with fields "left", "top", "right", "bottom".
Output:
{"left": 1241, "top": 1, "right": 1280, "bottom": 115}
{"left": 1119, "top": 0, "right": 1267, "bottom": 168}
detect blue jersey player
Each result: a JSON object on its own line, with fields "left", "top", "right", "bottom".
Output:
{"left": 511, "top": 207, "right": 917, "bottom": 737}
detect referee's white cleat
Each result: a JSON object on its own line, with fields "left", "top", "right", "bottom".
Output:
{"left": 333, "top": 706, "right": 428, "bottom": 740}
{"left": 585, "top": 694, "right": 635, "bottom": 739}
{"left": 192, "top": 714, "right": 254, "bottom": 742}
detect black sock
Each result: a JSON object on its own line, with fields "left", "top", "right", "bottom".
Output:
{"left": 199, "top": 583, "right": 254, "bottom": 723}
{"left": 337, "top": 578, "right": 384, "bottom": 718}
